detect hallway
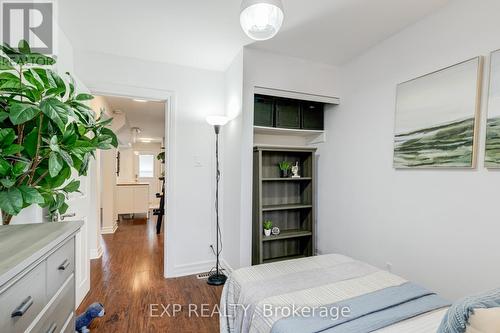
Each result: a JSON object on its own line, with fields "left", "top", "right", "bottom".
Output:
{"left": 77, "top": 218, "right": 222, "bottom": 332}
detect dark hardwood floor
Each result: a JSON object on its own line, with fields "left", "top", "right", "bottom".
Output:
{"left": 77, "top": 217, "right": 223, "bottom": 332}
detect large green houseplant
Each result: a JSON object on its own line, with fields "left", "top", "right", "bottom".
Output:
{"left": 0, "top": 40, "right": 118, "bottom": 225}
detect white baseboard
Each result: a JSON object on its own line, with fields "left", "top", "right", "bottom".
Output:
{"left": 220, "top": 258, "right": 233, "bottom": 274}
{"left": 90, "top": 246, "right": 103, "bottom": 259}
{"left": 169, "top": 260, "right": 215, "bottom": 278}
{"left": 101, "top": 221, "right": 118, "bottom": 234}
{"left": 167, "top": 258, "right": 234, "bottom": 278}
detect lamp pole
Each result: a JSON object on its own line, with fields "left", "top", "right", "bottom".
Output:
{"left": 206, "top": 117, "right": 229, "bottom": 286}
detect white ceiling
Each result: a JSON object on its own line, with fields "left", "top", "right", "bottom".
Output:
{"left": 102, "top": 95, "right": 165, "bottom": 144}
{"left": 59, "top": 0, "right": 449, "bottom": 71}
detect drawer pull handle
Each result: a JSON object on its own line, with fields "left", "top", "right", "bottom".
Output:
{"left": 46, "top": 322, "right": 57, "bottom": 333}
{"left": 11, "top": 296, "right": 33, "bottom": 317}
{"left": 58, "top": 259, "right": 70, "bottom": 270}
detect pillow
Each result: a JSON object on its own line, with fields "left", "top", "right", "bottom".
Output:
{"left": 437, "top": 289, "right": 500, "bottom": 333}
{"left": 465, "top": 308, "right": 500, "bottom": 333}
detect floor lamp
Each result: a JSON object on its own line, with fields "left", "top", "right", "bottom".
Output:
{"left": 206, "top": 115, "right": 230, "bottom": 286}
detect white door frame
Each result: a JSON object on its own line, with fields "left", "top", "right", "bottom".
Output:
{"left": 87, "top": 82, "right": 176, "bottom": 278}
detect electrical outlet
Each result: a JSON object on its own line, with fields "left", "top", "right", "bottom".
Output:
{"left": 386, "top": 262, "right": 393, "bottom": 272}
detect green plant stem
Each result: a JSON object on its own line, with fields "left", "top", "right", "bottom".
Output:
{"left": 27, "top": 114, "right": 44, "bottom": 184}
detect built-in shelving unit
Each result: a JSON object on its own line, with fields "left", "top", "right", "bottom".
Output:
{"left": 252, "top": 146, "right": 317, "bottom": 265}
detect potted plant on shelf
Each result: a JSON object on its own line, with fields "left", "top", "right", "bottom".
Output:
{"left": 278, "top": 161, "right": 291, "bottom": 178}
{"left": 263, "top": 220, "right": 273, "bottom": 237}
{"left": 0, "top": 40, "right": 118, "bottom": 225}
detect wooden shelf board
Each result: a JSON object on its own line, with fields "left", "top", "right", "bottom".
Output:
{"left": 263, "top": 254, "right": 307, "bottom": 264}
{"left": 254, "top": 126, "right": 324, "bottom": 137}
{"left": 262, "top": 204, "right": 313, "bottom": 211}
{"left": 262, "top": 177, "right": 312, "bottom": 181}
{"left": 262, "top": 230, "right": 312, "bottom": 242}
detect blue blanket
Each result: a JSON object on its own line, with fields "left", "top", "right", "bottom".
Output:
{"left": 437, "top": 288, "right": 500, "bottom": 333}
{"left": 271, "top": 282, "right": 450, "bottom": 333}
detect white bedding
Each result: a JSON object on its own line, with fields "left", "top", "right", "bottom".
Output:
{"left": 220, "top": 254, "right": 447, "bottom": 333}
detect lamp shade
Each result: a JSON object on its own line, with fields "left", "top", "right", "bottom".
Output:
{"left": 206, "top": 115, "right": 230, "bottom": 126}
{"left": 240, "top": 0, "right": 284, "bottom": 41}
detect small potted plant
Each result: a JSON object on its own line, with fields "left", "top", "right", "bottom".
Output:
{"left": 278, "top": 161, "right": 291, "bottom": 178}
{"left": 263, "top": 220, "right": 273, "bottom": 237}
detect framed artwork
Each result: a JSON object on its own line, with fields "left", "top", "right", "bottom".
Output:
{"left": 485, "top": 49, "right": 500, "bottom": 168}
{"left": 393, "top": 57, "right": 482, "bottom": 168}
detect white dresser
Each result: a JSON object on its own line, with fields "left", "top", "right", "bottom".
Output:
{"left": 0, "top": 221, "right": 82, "bottom": 333}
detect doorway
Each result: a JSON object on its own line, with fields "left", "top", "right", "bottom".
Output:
{"left": 92, "top": 95, "right": 167, "bottom": 235}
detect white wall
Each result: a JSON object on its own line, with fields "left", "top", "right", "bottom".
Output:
{"left": 317, "top": 0, "right": 500, "bottom": 300}
{"left": 220, "top": 48, "right": 340, "bottom": 269}
{"left": 74, "top": 51, "right": 225, "bottom": 277}
{"left": 221, "top": 51, "right": 244, "bottom": 270}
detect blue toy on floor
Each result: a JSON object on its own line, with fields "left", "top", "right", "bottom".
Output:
{"left": 76, "top": 302, "right": 105, "bottom": 333}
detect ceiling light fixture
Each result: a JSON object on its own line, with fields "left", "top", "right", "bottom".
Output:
{"left": 133, "top": 98, "right": 148, "bottom": 103}
{"left": 240, "top": 0, "right": 284, "bottom": 41}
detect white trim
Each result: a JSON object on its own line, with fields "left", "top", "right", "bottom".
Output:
{"left": 171, "top": 260, "right": 215, "bottom": 278}
{"left": 220, "top": 258, "right": 234, "bottom": 274}
{"left": 87, "top": 82, "right": 175, "bottom": 279}
{"left": 90, "top": 245, "right": 103, "bottom": 259}
{"left": 100, "top": 221, "right": 118, "bottom": 234}
{"left": 254, "top": 86, "right": 340, "bottom": 105}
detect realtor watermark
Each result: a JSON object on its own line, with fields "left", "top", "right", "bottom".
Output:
{"left": 1, "top": 0, "right": 54, "bottom": 54}
{"left": 149, "top": 303, "right": 351, "bottom": 321}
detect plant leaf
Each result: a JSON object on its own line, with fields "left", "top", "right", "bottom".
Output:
{"left": 12, "top": 161, "right": 30, "bottom": 176}
{"left": 9, "top": 102, "right": 40, "bottom": 124}
{"left": 0, "top": 56, "right": 14, "bottom": 70}
{"left": 23, "top": 69, "right": 45, "bottom": 91}
{"left": 75, "top": 93, "right": 94, "bottom": 101}
{"left": 0, "top": 187, "right": 23, "bottom": 215}
{"left": 0, "top": 158, "right": 11, "bottom": 176}
{"left": 45, "top": 70, "right": 66, "bottom": 97}
{"left": 0, "top": 128, "right": 16, "bottom": 147}
{"left": 59, "top": 150, "right": 73, "bottom": 167}
{"left": 48, "top": 151, "right": 63, "bottom": 177}
{"left": 0, "top": 178, "right": 15, "bottom": 188}
{"left": 63, "top": 180, "right": 80, "bottom": 193}
{"left": 18, "top": 40, "right": 31, "bottom": 54}
{"left": 0, "top": 111, "right": 9, "bottom": 122}
{"left": 40, "top": 97, "right": 69, "bottom": 132}
{"left": 18, "top": 185, "right": 44, "bottom": 204}
{"left": 65, "top": 72, "right": 75, "bottom": 98}
{"left": 23, "top": 127, "right": 39, "bottom": 158}
{"left": 58, "top": 202, "right": 69, "bottom": 214}
{"left": 49, "top": 135, "right": 59, "bottom": 152}
{"left": 2, "top": 144, "right": 23, "bottom": 155}
{"left": 100, "top": 127, "right": 118, "bottom": 147}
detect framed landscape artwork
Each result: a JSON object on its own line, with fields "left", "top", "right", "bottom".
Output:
{"left": 485, "top": 49, "right": 500, "bottom": 168}
{"left": 393, "top": 57, "right": 482, "bottom": 168}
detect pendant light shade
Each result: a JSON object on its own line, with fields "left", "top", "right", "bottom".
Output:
{"left": 240, "top": 0, "right": 284, "bottom": 41}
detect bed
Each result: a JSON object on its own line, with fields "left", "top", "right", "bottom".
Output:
{"left": 220, "top": 254, "right": 449, "bottom": 333}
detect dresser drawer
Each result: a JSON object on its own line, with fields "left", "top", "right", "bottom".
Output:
{"left": 46, "top": 238, "right": 75, "bottom": 299}
{"left": 31, "top": 275, "right": 74, "bottom": 333}
{"left": 0, "top": 262, "right": 46, "bottom": 333}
